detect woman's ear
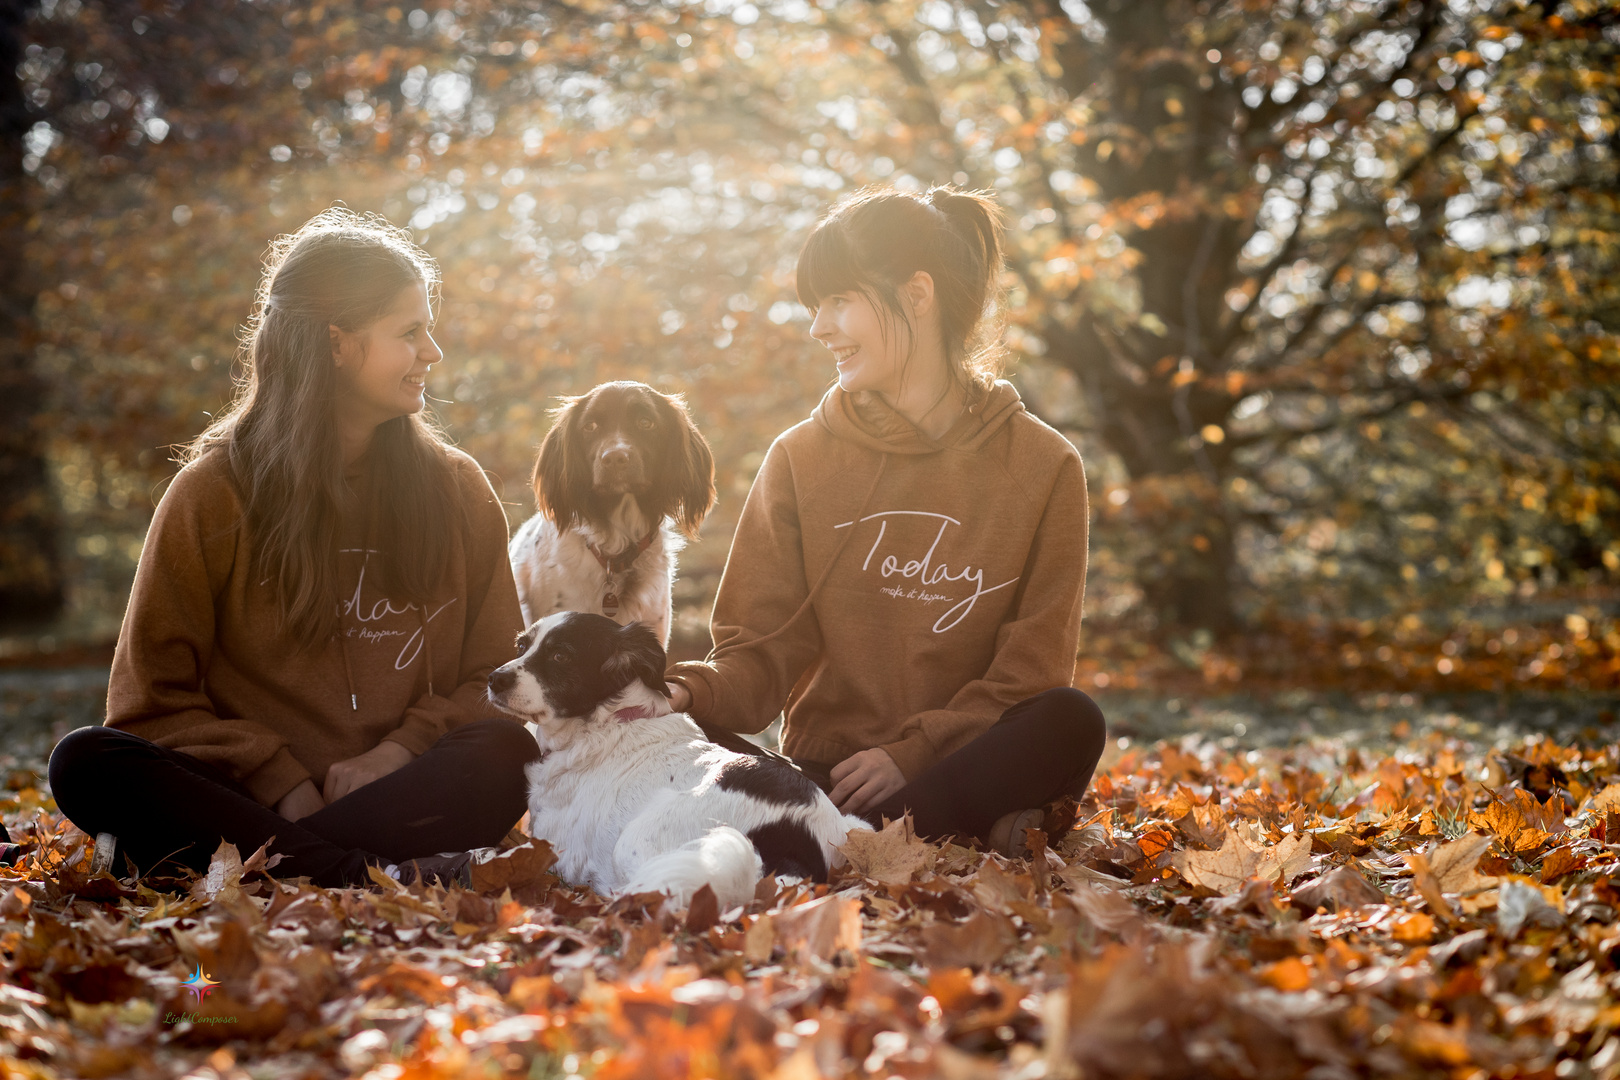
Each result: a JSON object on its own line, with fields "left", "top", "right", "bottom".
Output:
{"left": 534, "top": 395, "right": 586, "bottom": 529}
{"left": 904, "top": 271, "right": 936, "bottom": 319}
{"left": 329, "top": 325, "right": 350, "bottom": 368}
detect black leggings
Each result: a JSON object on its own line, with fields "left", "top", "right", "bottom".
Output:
{"left": 705, "top": 687, "right": 1107, "bottom": 842}
{"left": 48, "top": 719, "right": 540, "bottom": 888}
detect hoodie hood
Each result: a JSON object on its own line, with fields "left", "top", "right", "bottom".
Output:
{"left": 813, "top": 380, "right": 1026, "bottom": 455}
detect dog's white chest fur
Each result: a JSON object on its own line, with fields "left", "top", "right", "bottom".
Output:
{"left": 524, "top": 713, "right": 712, "bottom": 894}
{"left": 510, "top": 512, "right": 678, "bottom": 646}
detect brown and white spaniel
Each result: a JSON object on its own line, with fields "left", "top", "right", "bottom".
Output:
{"left": 509, "top": 381, "right": 715, "bottom": 646}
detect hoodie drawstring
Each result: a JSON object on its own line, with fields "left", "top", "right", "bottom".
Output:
{"left": 339, "top": 614, "right": 358, "bottom": 712}
{"left": 420, "top": 606, "right": 435, "bottom": 699}
{"left": 337, "top": 605, "right": 436, "bottom": 712}
{"left": 704, "top": 452, "right": 888, "bottom": 663}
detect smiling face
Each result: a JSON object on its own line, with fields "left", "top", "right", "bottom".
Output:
{"left": 331, "top": 280, "right": 442, "bottom": 433}
{"left": 808, "top": 289, "right": 912, "bottom": 397}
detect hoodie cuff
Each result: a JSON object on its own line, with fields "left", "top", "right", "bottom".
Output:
{"left": 665, "top": 664, "right": 715, "bottom": 720}
{"left": 383, "top": 715, "right": 442, "bottom": 758}
{"left": 243, "top": 748, "right": 314, "bottom": 809}
{"left": 877, "top": 732, "right": 937, "bottom": 782}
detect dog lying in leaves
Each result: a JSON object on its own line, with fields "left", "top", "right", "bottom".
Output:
{"left": 487, "top": 613, "right": 868, "bottom": 909}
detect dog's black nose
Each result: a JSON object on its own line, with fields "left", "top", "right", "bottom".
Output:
{"left": 601, "top": 446, "right": 631, "bottom": 468}
{"left": 489, "top": 667, "right": 516, "bottom": 695}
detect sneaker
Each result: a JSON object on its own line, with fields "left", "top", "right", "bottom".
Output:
{"left": 383, "top": 849, "right": 478, "bottom": 889}
{"left": 90, "top": 832, "right": 119, "bottom": 876}
{"left": 0, "top": 822, "right": 21, "bottom": 867}
{"left": 985, "top": 809, "right": 1045, "bottom": 859}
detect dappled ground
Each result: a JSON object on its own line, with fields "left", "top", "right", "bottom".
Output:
{"left": 2, "top": 683, "right": 1618, "bottom": 1079}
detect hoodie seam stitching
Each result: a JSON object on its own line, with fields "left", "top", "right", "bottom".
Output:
{"left": 788, "top": 443, "right": 871, "bottom": 505}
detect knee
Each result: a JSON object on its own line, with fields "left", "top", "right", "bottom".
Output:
{"left": 48, "top": 726, "right": 145, "bottom": 819}
{"left": 455, "top": 718, "right": 543, "bottom": 770}
{"left": 1030, "top": 687, "right": 1107, "bottom": 759}
{"left": 48, "top": 726, "right": 128, "bottom": 796}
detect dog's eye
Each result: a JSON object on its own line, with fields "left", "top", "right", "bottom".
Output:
{"left": 550, "top": 651, "right": 568, "bottom": 665}
{"left": 583, "top": 421, "right": 599, "bottom": 433}
{"left": 637, "top": 417, "right": 655, "bottom": 430}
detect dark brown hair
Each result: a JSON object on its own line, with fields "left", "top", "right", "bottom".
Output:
{"left": 182, "top": 207, "right": 459, "bottom": 650}
{"left": 795, "top": 185, "right": 1007, "bottom": 395}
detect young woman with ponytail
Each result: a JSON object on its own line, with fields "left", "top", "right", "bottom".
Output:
{"left": 48, "top": 209, "right": 536, "bottom": 887}
{"left": 666, "top": 186, "right": 1106, "bottom": 855}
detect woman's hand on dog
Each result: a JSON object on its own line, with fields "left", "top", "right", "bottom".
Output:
{"left": 275, "top": 779, "right": 326, "bottom": 822}
{"left": 829, "top": 748, "right": 905, "bottom": 816}
{"left": 665, "top": 682, "right": 692, "bottom": 712}
{"left": 322, "top": 740, "right": 416, "bottom": 804}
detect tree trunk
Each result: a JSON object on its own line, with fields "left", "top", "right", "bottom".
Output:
{"left": 0, "top": 0, "right": 64, "bottom": 629}
{"left": 1046, "top": 304, "right": 1243, "bottom": 637}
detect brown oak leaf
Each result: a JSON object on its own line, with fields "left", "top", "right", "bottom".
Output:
{"left": 839, "top": 816, "right": 935, "bottom": 885}
{"left": 1173, "top": 827, "right": 1312, "bottom": 896}
{"left": 1426, "top": 833, "right": 1499, "bottom": 895}
{"left": 470, "top": 839, "right": 558, "bottom": 896}
{"left": 770, "top": 894, "right": 862, "bottom": 962}
{"left": 190, "top": 841, "right": 245, "bottom": 906}
{"left": 1289, "top": 866, "right": 1386, "bottom": 912}
{"left": 920, "top": 908, "right": 1018, "bottom": 970}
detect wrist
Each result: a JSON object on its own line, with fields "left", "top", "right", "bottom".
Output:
{"left": 376, "top": 739, "right": 417, "bottom": 764}
{"left": 277, "top": 779, "right": 322, "bottom": 816}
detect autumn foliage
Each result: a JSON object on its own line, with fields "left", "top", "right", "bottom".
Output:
{"left": 4, "top": 720, "right": 1620, "bottom": 1078}
{"left": 4, "top": 0, "right": 1617, "bottom": 661}
{"left": 4, "top": 3, "right": 1618, "bottom": 1072}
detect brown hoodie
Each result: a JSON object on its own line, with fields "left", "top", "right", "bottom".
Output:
{"left": 668, "top": 381, "right": 1088, "bottom": 780}
{"left": 105, "top": 446, "right": 523, "bottom": 807}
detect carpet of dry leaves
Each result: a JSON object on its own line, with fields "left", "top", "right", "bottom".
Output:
{"left": 3, "top": 718, "right": 1619, "bottom": 1080}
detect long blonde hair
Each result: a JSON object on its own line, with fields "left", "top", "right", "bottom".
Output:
{"left": 183, "top": 208, "right": 459, "bottom": 650}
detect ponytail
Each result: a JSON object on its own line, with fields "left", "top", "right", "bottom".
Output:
{"left": 796, "top": 185, "right": 1007, "bottom": 396}
{"left": 925, "top": 187, "right": 1005, "bottom": 385}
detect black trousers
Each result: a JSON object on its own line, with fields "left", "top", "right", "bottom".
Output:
{"left": 48, "top": 719, "right": 540, "bottom": 888}
{"left": 704, "top": 687, "right": 1107, "bottom": 842}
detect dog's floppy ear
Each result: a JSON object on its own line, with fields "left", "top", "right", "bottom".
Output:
{"left": 658, "top": 393, "right": 716, "bottom": 540}
{"left": 534, "top": 394, "right": 589, "bottom": 529}
{"left": 603, "top": 621, "right": 668, "bottom": 696}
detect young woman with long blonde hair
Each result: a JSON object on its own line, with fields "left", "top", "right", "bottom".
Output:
{"left": 49, "top": 209, "right": 534, "bottom": 886}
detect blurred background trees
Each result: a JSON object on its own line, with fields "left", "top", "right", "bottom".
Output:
{"left": 4, "top": 0, "right": 1616, "bottom": 688}
{"left": 1, "top": 0, "right": 64, "bottom": 628}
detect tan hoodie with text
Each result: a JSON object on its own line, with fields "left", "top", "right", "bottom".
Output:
{"left": 105, "top": 447, "right": 524, "bottom": 807}
{"left": 668, "top": 381, "right": 1088, "bottom": 779}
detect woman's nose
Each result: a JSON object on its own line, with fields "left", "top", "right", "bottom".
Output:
{"left": 809, "top": 307, "right": 832, "bottom": 341}
{"left": 422, "top": 331, "right": 445, "bottom": 364}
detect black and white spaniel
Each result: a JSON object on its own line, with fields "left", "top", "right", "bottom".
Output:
{"left": 487, "top": 613, "right": 867, "bottom": 909}
{"left": 509, "top": 381, "right": 715, "bottom": 647}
